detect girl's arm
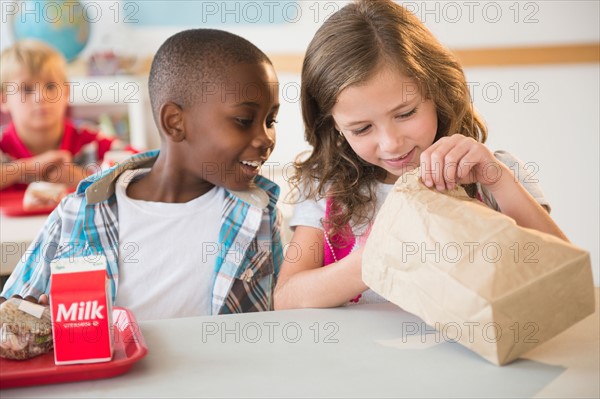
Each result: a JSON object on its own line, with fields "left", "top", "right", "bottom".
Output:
{"left": 274, "top": 225, "right": 368, "bottom": 309}
{"left": 420, "top": 135, "right": 568, "bottom": 241}
{"left": 484, "top": 162, "right": 568, "bottom": 241}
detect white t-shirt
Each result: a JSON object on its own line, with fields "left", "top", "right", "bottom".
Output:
{"left": 114, "top": 169, "right": 224, "bottom": 321}
{"left": 289, "top": 182, "right": 394, "bottom": 236}
{"left": 289, "top": 181, "right": 394, "bottom": 305}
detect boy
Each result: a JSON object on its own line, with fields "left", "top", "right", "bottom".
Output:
{"left": 1, "top": 29, "right": 283, "bottom": 320}
{"left": 0, "top": 39, "right": 126, "bottom": 191}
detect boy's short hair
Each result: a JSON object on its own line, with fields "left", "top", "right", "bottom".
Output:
{"left": 148, "top": 29, "right": 272, "bottom": 123}
{"left": 1, "top": 39, "right": 67, "bottom": 94}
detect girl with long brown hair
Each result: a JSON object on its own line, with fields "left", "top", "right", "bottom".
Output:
{"left": 274, "top": 0, "right": 567, "bottom": 309}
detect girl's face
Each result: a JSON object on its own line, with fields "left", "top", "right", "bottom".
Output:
{"left": 331, "top": 65, "right": 438, "bottom": 183}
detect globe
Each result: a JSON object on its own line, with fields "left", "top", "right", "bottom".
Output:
{"left": 11, "top": 0, "right": 90, "bottom": 62}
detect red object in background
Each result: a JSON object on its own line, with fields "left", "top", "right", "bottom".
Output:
{"left": 0, "top": 190, "right": 55, "bottom": 217}
{"left": 0, "top": 189, "right": 73, "bottom": 217}
{"left": 0, "top": 308, "right": 147, "bottom": 389}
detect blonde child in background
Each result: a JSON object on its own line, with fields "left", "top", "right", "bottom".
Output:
{"left": 274, "top": 0, "right": 567, "bottom": 310}
{"left": 0, "top": 39, "right": 128, "bottom": 193}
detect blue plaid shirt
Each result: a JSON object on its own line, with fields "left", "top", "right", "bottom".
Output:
{"left": 1, "top": 150, "right": 283, "bottom": 315}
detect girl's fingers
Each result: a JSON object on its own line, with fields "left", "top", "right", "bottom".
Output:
{"left": 452, "top": 144, "right": 485, "bottom": 186}
{"left": 422, "top": 136, "right": 498, "bottom": 189}
{"left": 421, "top": 139, "right": 446, "bottom": 189}
{"left": 430, "top": 150, "right": 447, "bottom": 191}
{"left": 422, "top": 136, "right": 465, "bottom": 190}
{"left": 441, "top": 143, "right": 472, "bottom": 189}
{"left": 457, "top": 142, "right": 499, "bottom": 185}
{"left": 419, "top": 150, "right": 433, "bottom": 187}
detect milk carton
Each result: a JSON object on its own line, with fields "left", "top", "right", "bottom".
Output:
{"left": 49, "top": 256, "right": 113, "bottom": 365}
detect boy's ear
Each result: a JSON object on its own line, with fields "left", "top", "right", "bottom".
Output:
{"left": 159, "top": 102, "right": 186, "bottom": 143}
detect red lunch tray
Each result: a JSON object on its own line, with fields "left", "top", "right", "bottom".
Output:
{"left": 0, "top": 189, "right": 75, "bottom": 217}
{"left": 0, "top": 307, "right": 148, "bottom": 389}
{"left": 0, "top": 190, "right": 56, "bottom": 217}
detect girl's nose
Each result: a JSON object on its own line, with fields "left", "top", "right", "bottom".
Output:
{"left": 378, "top": 126, "right": 404, "bottom": 153}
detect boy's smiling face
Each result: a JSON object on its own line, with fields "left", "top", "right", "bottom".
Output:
{"left": 175, "top": 62, "right": 280, "bottom": 192}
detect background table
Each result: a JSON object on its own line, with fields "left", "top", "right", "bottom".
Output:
{"left": 2, "top": 290, "right": 598, "bottom": 398}
{"left": 0, "top": 214, "right": 46, "bottom": 278}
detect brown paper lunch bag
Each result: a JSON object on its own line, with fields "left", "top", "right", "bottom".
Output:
{"left": 362, "top": 168, "right": 595, "bottom": 365}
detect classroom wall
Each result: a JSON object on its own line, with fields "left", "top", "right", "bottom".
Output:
{"left": 1, "top": 1, "right": 598, "bottom": 284}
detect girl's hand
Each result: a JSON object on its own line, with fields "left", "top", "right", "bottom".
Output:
{"left": 420, "top": 135, "right": 568, "bottom": 241}
{"left": 419, "top": 135, "right": 501, "bottom": 191}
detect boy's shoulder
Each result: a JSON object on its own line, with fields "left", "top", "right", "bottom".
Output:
{"left": 76, "top": 150, "right": 158, "bottom": 200}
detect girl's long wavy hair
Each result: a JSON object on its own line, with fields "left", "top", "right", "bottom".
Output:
{"left": 291, "top": 0, "right": 488, "bottom": 239}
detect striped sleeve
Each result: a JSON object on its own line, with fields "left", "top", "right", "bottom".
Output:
{"left": 271, "top": 206, "right": 284, "bottom": 279}
{"left": 0, "top": 206, "right": 64, "bottom": 299}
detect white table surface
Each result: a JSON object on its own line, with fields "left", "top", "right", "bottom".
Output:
{"left": 2, "top": 290, "right": 598, "bottom": 398}
{"left": 0, "top": 214, "right": 47, "bottom": 276}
